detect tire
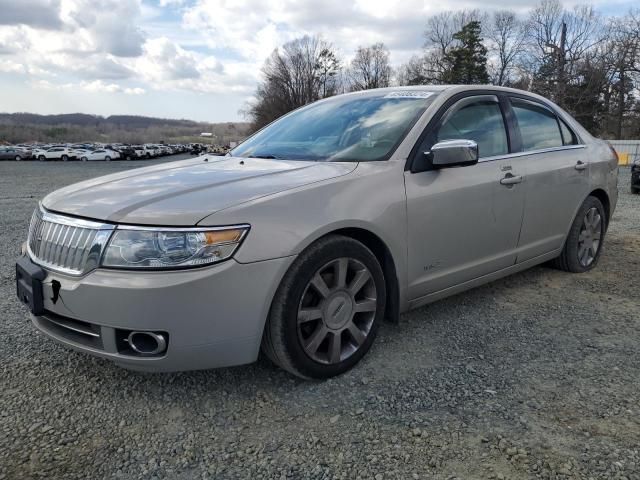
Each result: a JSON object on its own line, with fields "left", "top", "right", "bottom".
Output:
{"left": 261, "top": 235, "right": 386, "bottom": 379}
{"left": 15, "top": 155, "right": 21, "bottom": 161}
{"left": 61, "top": 155, "right": 68, "bottom": 161}
{"left": 551, "top": 196, "right": 606, "bottom": 273}
{"left": 146, "top": 153, "right": 151, "bottom": 159}
{"left": 81, "top": 156, "right": 88, "bottom": 162}
{"left": 631, "top": 186, "right": 639, "bottom": 195}
{"left": 38, "top": 155, "right": 45, "bottom": 162}
{"left": 105, "top": 156, "right": 111, "bottom": 162}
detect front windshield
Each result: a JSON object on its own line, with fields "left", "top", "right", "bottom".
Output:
{"left": 232, "top": 90, "right": 438, "bottom": 162}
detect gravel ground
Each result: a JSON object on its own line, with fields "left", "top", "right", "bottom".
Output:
{"left": 0, "top": 160, "right": 638, "bottom": 480}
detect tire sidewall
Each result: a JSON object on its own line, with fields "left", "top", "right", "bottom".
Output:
{"left": 273, "top": 237, "right": 386, "bottom": 379}
{"left": 564, "top": 196, "right": 606, "bottom": 273}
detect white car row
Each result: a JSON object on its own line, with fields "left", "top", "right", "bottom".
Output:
{"left": 30, "top": 147, "right": 120, "bottom": 161}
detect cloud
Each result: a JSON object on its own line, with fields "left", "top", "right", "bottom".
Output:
{"left": 64, "top": 0, "right": 146, "bottom": 57}
{"left": 33, "top": 78, "right": 145, "bottom": 94}
{"left": 140, "top": 37, "right": 200, "bottom": 81}
{"left": 0, "top": 0, "right": 63, "bottom": 30}
{"left": 0, "top": 27, "right": 32, "bottom": 54}
{"left": 0, "top": 0, "right": 637, "bottom": 120}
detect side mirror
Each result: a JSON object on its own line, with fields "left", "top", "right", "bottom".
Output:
{"left": 427, "top": 139, "right": 479, "bottom": 169}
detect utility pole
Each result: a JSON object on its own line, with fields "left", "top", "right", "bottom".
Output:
{"left": 557, "top": 21, "right": 567, "bottom": 107}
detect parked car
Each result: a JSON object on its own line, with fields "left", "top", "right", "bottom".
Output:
{"left": 0, "top": 146, "right": 22, "bottom": 160}
{"left": 190, "top": 144, "right": 204, "bottom": 155}
{"left": 141, "top": 145, "right": 159, "bottom": 158}
{"left": 115, "top": 146, "right": 137, "bottom": 161}
{"left": 78, "top": 149, "right": 120, "bottom": 161}
{"left": 0, "top": 147, "right": 27, "bottom": 161}
{"left": 632, "top": 159, "right": 640, "bottom": 194}
{"left": 36, "top": 147, "right": 75, "bottom": 161}
{"left": 16, "top": 86, "right": 618, "bottom": 379}
{"left": 131, "top": 145, "right": 145, "bottom": 158}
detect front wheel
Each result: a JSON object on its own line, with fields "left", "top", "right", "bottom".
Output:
{"left": 15, "top": 155, "right": 22, "bottom": 161}
{"left": 81, "top": 156, "right": 88, "bottom": 162}
{"left": 105, "top": 156, "right": 111, "bottom": 162}
{"left": 261, "top": 235, "right": 386, "bottom": 379}
{"left": 551, "top": 196, "right": 606, "bottom": 273}
{"left": 61, "top": 155, "right": 68, "bottom": 161}
{"left": 38, "top": 155, "right": 45, "bottom": 161}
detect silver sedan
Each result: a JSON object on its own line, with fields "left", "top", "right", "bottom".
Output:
{"left": 16, "top": 86, "right": 618, "bottom": 378}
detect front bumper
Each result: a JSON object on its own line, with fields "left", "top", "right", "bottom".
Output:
{"left": 23, "top": 255, "right": 294, "bottom": 372}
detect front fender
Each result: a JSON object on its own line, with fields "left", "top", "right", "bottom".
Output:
{"left": 198, "top": 161, "right": 409, "bottom": 300}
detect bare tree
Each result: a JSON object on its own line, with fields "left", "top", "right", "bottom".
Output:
{"left": 487, "top": 10, "right": 527, "bottom": 85}
{"left": 348, "top": 43, "right": 393, "bottom": 91}
{"left": 526, "top": 0, "right": 604, "bottom": 106}
{"left": 247, "top": 35, "right": 341, "bottom": 130}
{"left": 603, "top": 10, "right": 640, "bottom": 138}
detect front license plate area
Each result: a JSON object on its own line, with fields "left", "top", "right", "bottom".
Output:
{"left": 16, "top": 256, "right": 46, "bottom": 316}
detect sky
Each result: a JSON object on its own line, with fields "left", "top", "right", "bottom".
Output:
{"left": 0, "top": 0, "right": 636, "bottom": 122}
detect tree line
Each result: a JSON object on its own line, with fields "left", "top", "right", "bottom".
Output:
{"left": 0, "top": 113, "right": 250, "bottom": 144}
{"left": 246, "top": 0, "right": 640, "bottom": 139}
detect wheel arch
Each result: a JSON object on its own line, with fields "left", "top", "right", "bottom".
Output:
{"left": 588, "top": 188, "right": 610, "bottom": 227}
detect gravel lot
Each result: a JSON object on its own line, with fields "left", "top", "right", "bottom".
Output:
{"left": 1, "top": 159, "right": 638, "bottom": 480}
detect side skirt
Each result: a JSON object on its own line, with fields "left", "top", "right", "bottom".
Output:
{"left": 407, "top": 249, "right": 561, "bottom": 311}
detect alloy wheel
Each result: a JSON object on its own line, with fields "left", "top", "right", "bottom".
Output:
{"left": 297, "top": 257, "right": 377, "bottom": 365}
{"left": 577, "top": 207, "right": 602, "bottom": 267}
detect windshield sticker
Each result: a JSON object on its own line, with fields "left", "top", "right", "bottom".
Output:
{"left": 384, "top": 91, "right": 435, "bottom": 99}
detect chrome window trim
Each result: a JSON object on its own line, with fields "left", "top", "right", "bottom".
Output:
{"left": 478, "top": 144, "right": 586, "bottom": 163}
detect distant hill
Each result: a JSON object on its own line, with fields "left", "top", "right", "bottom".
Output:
{"left": 0, "top": 112, "right": 250, "bottom": 145}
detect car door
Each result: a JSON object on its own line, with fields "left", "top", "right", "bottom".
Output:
{"left": 506, "top": 96, "right": 591, "bottom": 262}
{"left": 404, "top": 94, "right": 527, "bottom": 300}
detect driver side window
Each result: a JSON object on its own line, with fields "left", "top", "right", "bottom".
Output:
{"left": 421, "top": 96, "right": 509, "bottom": 160}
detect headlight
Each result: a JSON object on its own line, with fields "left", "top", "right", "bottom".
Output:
{"left": 101, "top": 225, "right": 249, "bottom": 269}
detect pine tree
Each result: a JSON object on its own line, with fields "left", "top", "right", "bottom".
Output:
{"left": 442, "top": 21, "right": 489, "bottom": 84}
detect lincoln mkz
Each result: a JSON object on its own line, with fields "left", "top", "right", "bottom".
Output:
{"left": 16, "top": 86, "right": 618, "bottom": 378}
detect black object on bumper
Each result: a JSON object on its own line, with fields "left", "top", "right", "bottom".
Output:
{"left": 16, "top": 256, "right": 46, "bottom": 316}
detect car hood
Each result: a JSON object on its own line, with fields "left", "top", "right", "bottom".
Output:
{"left": 42, "top": 156, "right": 357, "bottom": 226}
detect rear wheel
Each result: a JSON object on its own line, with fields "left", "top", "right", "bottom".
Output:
{"left": 15, "top": 155, "right": 22, "bottom": 161}
{"left": 38, "top": 155, "right": 45, "bottom": 161}
{"left": 61, "top": 155, "right": 68, "bottom": 161}
{"left": 105, "top": 156, "right": 111, "bottom": 162}
{"left": 81, "top": 156, "right": 88, "bottom": 162}
{"left": 262, "top": 235, "right": 386, "bottom": 379}
{"left": 551, "top": 196, "right": 606, "bottom": 273}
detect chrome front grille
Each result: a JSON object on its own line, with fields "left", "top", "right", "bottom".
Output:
{"left": 27, "top": 206, "right": 115, "bottom": 276}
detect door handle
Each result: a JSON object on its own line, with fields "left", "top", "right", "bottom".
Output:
{"left": 500, "top": 173, "right": 523, "bottom": 185}
{"left": 575, "top": 160, "right": 587, "bottom": 171}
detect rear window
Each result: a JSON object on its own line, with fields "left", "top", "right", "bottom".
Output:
{"left": 511, "top": 99, "right": 563, "bottom": 151}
